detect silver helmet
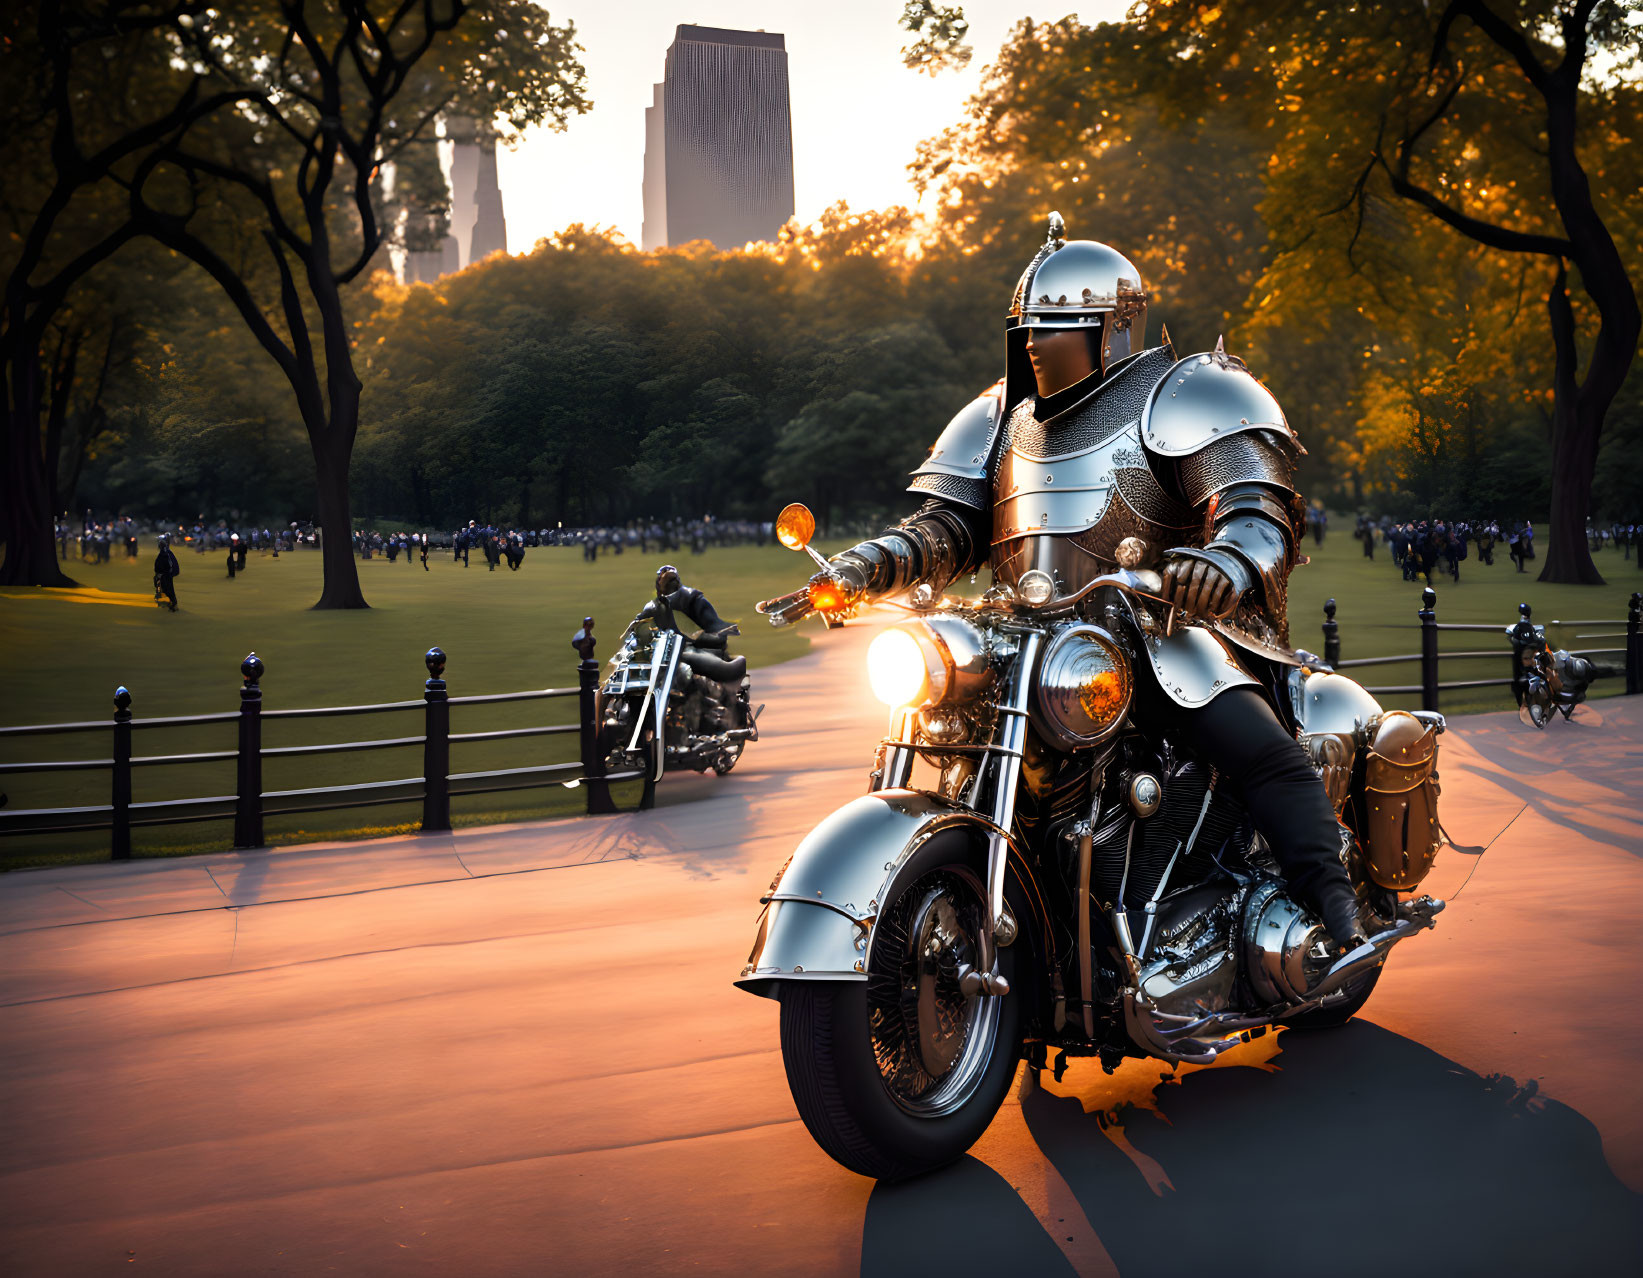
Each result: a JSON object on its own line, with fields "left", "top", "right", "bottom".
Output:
{"left": 1004, "top": 212, "right": 1149, "bottom": 404}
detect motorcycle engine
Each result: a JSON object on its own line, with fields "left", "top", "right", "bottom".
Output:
{"left": 1136, "top": 882, "right": 1242, "bottom": 1020}
{"left": 1239, "top": 879, "right": 1336, "bottom": 1004}
{"left": 1085, "top": 749, "right": 1250, "bottom": 910}
{"left": 1138, "top": 877, "right": 1338, "bottom": 1019}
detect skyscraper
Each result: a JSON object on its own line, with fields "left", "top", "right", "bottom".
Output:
{"left": 402, "top": 116, "right": 507, "bottom": 283}
{"left": 446, "top": 116, "right": 508, "bottom": 269}
{"left": 642, "top": 25, "right": 795, "bottom": 251}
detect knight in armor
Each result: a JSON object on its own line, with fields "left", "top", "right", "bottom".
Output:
{"left": 805, "top": 213, "right": 1369, "bottom": 951}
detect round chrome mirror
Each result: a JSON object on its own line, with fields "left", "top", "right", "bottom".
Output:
{"left": 775, "top": 503, "right": 816, "bottom": 552}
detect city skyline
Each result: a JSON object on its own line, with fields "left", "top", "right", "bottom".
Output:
{"left": 496, "top": 2, "right": 1126, "bottom": 251}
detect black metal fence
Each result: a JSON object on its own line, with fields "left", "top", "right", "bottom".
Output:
{"left": 1319, "top": 589, "right": 1643, "bottom": 711}
{"left": 0, "top": 618, "right": 650, "bottom": 860}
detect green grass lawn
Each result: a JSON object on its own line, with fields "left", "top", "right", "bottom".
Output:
{"left": 2, "top": 530, "right": 1638, "bottom": 869}
{"left": 0, "top": 540, "right": 843, "bottom": 868}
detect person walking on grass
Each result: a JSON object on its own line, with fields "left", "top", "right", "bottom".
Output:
{"left": 1509, "top": 519, "right": 1534, "bottom": 572}
{"left": 154, "top": 535, "right": 181, "bottom": 611}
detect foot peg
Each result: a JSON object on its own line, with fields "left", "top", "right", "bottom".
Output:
{"left": 1307, "top": 898, "right": 1446, "bottom": 1004}
{"left": 957, "top": 964, "right": 1010, "bottom": 997}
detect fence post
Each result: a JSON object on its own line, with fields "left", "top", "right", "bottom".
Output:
{"left": 423, "top": 647, "right": 451, "bottom": 831}
{"left": 1628, "top": 592, "right": 1641, "bottom": 696}
{"left": 573, "top": 618, "right": 616, "bottom": 815}
{"left": 112, "top": 687, "right": 132, "bottom": 861}
{"left": 1509, "top": 602, "right": 1532, "bottom": 704}
{"left": 235, "top": 653, "right": 264, "bottom": 849}
{"left": 1419, "top": 587, "right": 1438, "bottom": 712}
{"left": 1322, "top": 598, "right": 1340, "bottom": 669}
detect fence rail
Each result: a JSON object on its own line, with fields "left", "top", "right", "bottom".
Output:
{"left": 0, "top": 617, "right": 644, "bottom": 859}
{"left": 1319, "top": 590, "right": 1642, "bottom": 710}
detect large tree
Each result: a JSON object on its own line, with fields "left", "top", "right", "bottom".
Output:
{"left": 1395, "top": 0, "right": 1639, "bottom": 583}
{"left": 1, "top": 2, "right": 264, "bottom": 586}
{"left": 4, "top": 1, "right": 588, "bottom": 604}
{"left": 120, "top": 0, "right": 588, "bottom": 607}
{"left": 1208, "top": 0, "right": 1640, "bottom": 581}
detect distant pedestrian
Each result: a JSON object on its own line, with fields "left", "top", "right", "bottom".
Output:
{"left": 154, "top": 536, "right": 181, "bottom": 611}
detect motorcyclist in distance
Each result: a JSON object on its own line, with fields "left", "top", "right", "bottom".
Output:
{"left": 637, "top": 563, "right": 721, "bottom": 632}
{"left": 639, "top": 564, "right": 746, "bottom": 729}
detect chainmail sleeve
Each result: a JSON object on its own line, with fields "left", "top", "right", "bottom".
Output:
{"left": 825, "top": 498, "right": 988, "bottom": 604}
{"left": 1170, "top": 429, "right": 1305, "bottom": 626}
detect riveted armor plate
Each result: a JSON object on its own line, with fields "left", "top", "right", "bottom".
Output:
{"left": 1141, "top": 352, "right": 1296, "bottom": 459}
{"left": 1140, "top": 626, "right": 1256, "bottom": 708}
{"left": 990, "top": 349, "right": 1197, "bottom": 594}
{"left": 910, "top": 382, "right": 1006, "bottom": 482}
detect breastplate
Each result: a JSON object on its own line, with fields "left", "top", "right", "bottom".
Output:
{"left": 991, "top": 350, "right": 1198, "bottom": 593}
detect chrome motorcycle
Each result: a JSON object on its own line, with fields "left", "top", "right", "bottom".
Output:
{"left": 1506, "top": 603, "right": 1596, "bottom": 728}
{"left": 736, "top": 505, "right": 1450, "bottom": 1180}
{"left": 600, "top": 616, "right": 760, "bottom": 780}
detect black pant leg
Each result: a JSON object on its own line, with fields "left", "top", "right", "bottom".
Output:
{"left": 1161, "top": 688, "right": 1359, "bottom": 940}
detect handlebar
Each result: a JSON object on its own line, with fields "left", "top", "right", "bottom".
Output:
{"left": 756, "top": 586, "right": 814, "bottom": 627}
{"left": 759, "top": 567, "right": 1173, "bottom": 630}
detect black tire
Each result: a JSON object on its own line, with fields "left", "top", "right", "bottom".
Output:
{"left": 1283, "top": 964, "right": 1383, "bottom": 1030}
{"left": 777, "top": 832, "right": 1024, "bottom": 1181}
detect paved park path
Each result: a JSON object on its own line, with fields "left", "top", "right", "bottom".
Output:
{"left": 3, "top": 618, "right": 1641, "bottom": 1276}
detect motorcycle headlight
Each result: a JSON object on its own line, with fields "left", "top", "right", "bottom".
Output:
{"left": 1031, "top": 623, "right": 1132, "bottom": 749}
{"left": 867, "top": 626, "right": 950, "bottom": 708}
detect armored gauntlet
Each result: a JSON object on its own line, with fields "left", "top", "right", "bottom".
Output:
{"left": 822, "top": 500, "right": 982, "bottom": 605}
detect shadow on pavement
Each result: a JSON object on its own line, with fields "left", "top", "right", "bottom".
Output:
{"left": 1022, "top": 1021, "right": 1642, "bottom": 1276}
{"left": 860, "top": 1155, "right": 1078, "bottom": 1278}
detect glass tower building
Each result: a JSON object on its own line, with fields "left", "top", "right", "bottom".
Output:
{"left": 642, "top": 26, "right": 796, "bottom": 250}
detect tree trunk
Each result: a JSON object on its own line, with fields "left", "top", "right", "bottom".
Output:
{"left": 1, "top": 339, "right": 77, "bottom": 587}
{"left": 308, "top": 404, "right": 368, "bottom": 611}
{"left": 1539, "top": 400, "right": 1604, "bottom": 585}
{"left": 1537, "top": 263, "right": 1602, "bottom": 583}
{"left": 1536, "top": 54, "right": 1637, "bottom": 582}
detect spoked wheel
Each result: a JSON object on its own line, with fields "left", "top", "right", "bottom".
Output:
{"left": 778, "top": 832, "right": 1022, "bottom": 1181}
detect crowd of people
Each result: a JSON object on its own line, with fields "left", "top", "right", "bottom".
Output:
{"left": 52, "top": 508, "right": 791, "bottom": 612}
{"left": 340, "top": 517, "right": 778, "bottom": 571}
{"left": 1349, "top": 514, "right": 1641, "bottom": 583}
{"left": 57, "top": 516, "right": 317, "bottom": 564}
{"left": 564, "top": 517, "right": 772, "bottom": 562}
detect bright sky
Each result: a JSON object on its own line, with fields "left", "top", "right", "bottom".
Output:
{"left": 496, "top": 3, "right": 1128, "bottom": 249}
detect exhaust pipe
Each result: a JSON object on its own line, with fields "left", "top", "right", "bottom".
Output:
{"left": 1124, "top": 896, "right": 1446, "bottom": 1064}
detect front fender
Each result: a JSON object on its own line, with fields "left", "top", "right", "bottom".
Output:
{"left": 735, "top": 790, "right": 1016, "bottom": 1000}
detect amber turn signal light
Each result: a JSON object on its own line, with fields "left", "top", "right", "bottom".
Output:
{"left": 808, "top": 582, "right": 843, "bottom": 612}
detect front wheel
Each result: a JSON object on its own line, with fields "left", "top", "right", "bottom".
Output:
{"left": 777, "top": 834, "right": 1022, "bottom": 1180}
